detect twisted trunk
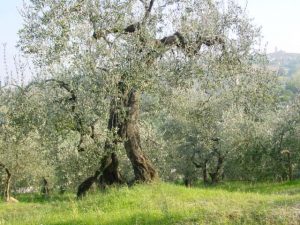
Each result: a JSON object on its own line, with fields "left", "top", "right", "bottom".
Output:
{"left": 4, "top": 168, "right": 11, "bottom": 202}
{"left": 192, "top": 159, "right": 208, "bottom": 184}
{"left": 122, "top": 89, "right": 157, "bottom": 182}
{"left": 77, "top": 171, "right": 99, "bottom": 198}
{"left": 184, "top": 177, "right": 192, "bottom": 188}
{"left": 0, "top": 163, "right": 14, "bottom": 202}
{"left": 98, "top": 97, "right": 123, "bottom": 186}
{"left": 99, "top": 83, "right": 157, "bottom": 183}
{"left": 41, "top": 177, "right": 49, "bottom": 197}
{"left": 94, "top": 107, "right": 123, "bottom": 188}
{"left": 203, "top": 160, "right": 208, "bottom": 184}
{"left": 288, "top": 152, "right": 293, "bottom": 181}
{"left": 209, "top": 154, "right": 224, "bottom": 184}
{"left": 77, "top": 100, "right": 122, "bottom": 197}
{"left": 98, "top": 151, "right": 122, "bottom": 187}
{"left": 79, "top": 85, "right": 157, "bottom": 194}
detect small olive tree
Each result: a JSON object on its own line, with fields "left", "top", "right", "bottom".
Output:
{"left": 0, "top": 83, "right": 53, "bottom": 201}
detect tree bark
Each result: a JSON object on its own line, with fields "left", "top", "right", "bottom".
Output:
{"left": 41, "top": 177, "right": 49, "bottom": 197}
{"left": 80, "top": 83, "right": 157, "bottom": 190}
{"left": 203, "top": 160, "right": 209, "bottom": 184}
{"left": 209, "top": 153, "right": 224, "bottom": 184}
{"left": 192, "top": 158, "right": 208, "bottom": 184}
{"left": 98, "top": 151, "right": 123, "bottom": 187}
{"left": 4, "top": 168, "right": 11, "bottom": 202}
{"left": 184, "top": 177, "right": 192, "bottom": 188}
{"left": 91, "top": 6, "right": 224, "bottom": 184}
{"left": 0, "top": 163, "right": 12, "bottom": 201}
{"left": 286, "top": 151, "right": 293, "bottom": 181}
{"left": 97, "top": 97, "right": 123, "bottom": 186}
{"left": 77, "top": 100, "right": 123, "bottom": 196}
{"left": 122, "top": 89, "right": 157, "bottom": 182}
{"left": 77, "top": 171, "right": 99, "bottom": 198}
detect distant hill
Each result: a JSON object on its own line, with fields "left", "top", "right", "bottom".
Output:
{"left": 268, "top": 51, "right": 300, "bottom": 77}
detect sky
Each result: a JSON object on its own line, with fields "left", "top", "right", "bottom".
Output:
{"left": 0, "top": 0, "right": 23, "bottom": 54}
{"left": 1, "top": 0, "right": 300, "bottom": 53}
{"left": 0, "top": 0, "right": 300, "bottom": 81}
{"left": 238, "top": 0, "right": 300, "bottom": 53}
{"left": 0, "top": 0, "right": 24, "bottom": 84}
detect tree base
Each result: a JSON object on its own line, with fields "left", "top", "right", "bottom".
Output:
{"left": 5, "top": 197, "right": 19, "bottom": 203}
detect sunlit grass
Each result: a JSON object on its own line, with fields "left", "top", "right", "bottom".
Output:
{"left": 1, "top": 181, "right": 300, "bottom": 225}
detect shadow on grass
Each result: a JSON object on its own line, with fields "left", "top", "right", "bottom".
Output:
{"left": 36, "top": 209, "right": 290, "bottom": 225}
{"left": 14, "top": 192, "right": 75, "bottom": 204}
{"left": 43, "top": 213, "right": 185, "bottom": 225}
{"left": 12, "top": 179, "right": 300, "bottom": 206}
{"left": 189, "top": 179, "right": 300, "bottom": 195}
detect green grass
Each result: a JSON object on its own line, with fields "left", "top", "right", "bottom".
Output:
{"left": 1, "top": 181, "right": 300, "bottom": 225}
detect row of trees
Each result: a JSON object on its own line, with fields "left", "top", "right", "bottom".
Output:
{"left": 1, "top": 0, "right": 300, "bottom": 200}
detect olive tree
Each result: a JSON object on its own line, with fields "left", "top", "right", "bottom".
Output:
{"left": 0, "top": 83, "right": 53, "bottom": 201}
{"left": 160, "top": 58, "right": 277, "bottom": 184}
{"left": 19, "top": 0, "right": 266, "bottom": 193}
{"left": 271, "top": 97, "right": 300, "bottom": 181}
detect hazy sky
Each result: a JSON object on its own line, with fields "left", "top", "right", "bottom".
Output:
{"left": 238, "top": 0, "right": 300, "bottom": 53}
{"left": 0, "top": 0, "right": 23, "bottom": 53}
{"left": 0, "top": 0, "right": 300, "bottom": 55}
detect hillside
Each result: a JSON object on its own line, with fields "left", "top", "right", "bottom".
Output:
{"left": 268, "top": 51, "right": 300, "bottom": 77}
{"left": 1, "top": 181, "right": 300, "bottom": 225}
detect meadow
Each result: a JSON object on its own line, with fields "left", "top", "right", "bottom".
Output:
{"left": 1, "top": 181, "right": 300, "bottom": 225}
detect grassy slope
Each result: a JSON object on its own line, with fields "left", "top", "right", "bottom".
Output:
{"left": 1, "top": 181, "right": 300, "bottom": 225}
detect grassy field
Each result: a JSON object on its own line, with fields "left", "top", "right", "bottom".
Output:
{"left": 1, "top": 181, "right": 300, "bottom": 225}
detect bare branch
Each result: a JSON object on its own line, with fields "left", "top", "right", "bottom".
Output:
{"left": 148, "top": 0, "right": 155, "bottom": 14}
{"left": 0, "top": 162, "right": 10, "bottom": 177}
{"left": 142, "top": 0, "right": 155, "bottom": 23}
{"left": 93, "top": 1, "right": 156, "bottom": 40}
{"left": 192, "top": 160, "right": 202, "bottom": 168}
{"left": 45, "top": 79, "right": 72, "bottom": 93}
{"left": 43, "top": 79, "right": 86, "bottom": 152}
{"left": 93, "top": 22, "right": 142, "bottom": 40}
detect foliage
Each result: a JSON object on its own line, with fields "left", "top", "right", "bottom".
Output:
{"left": 0, "top": 85, "right": 53, "bottom": 194}
{"left": 0, "top": 0, "right": 299, "bottom": 198}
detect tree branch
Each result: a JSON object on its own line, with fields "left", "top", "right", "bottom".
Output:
{"left": 43, "top": 79, "right": 87, "bottom": 152}
{"left": 45, "top": 79, "right": 72, "bottom": 93}
{"left": 192, "top": 160, "right": 202, "bottom": 168}
{"left": 142, "top": 0, "right": 155, "bottom": 23}
{"left": 0, "top": 162, "right": 10, "bottom": 176}
{"left": 92, "top": 1, "right": 225, "bottom": 57}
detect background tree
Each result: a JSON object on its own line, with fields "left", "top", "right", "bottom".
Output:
{"left": 0, "top": 81, "right": 53, "bottom": 201}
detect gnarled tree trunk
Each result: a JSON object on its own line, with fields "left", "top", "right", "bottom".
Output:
{"left": 98, "top": 151, "right": 122, "bottom": 187}
{"left": 192, "top": 158, "right": 208, "bottom": 184}
{"left": 77, "top": 170, "right": 100, "bottom": 198}
{"left": 78, "top": 86, "right": 157, "bottom": 195}
{"left": 97, "top": 97, "right": 123, "bottom": 186}
{"left": 209, "top": 153, "right": 224, "bottom": 184}
{"left": 77, "top": 100, "right": 123, "bottom": 197}
{"left": 184, "top": 177, "right": 192, "bottom": 188}
{"left": 0, "top": 163, "right": 14, "bottom": 202}
{"left": 122, "top": 89, "right": 157, "bottom": 182}
{"left": 4, "top": 167, "right": 11, "bottom": 202}
{"left": 203, "top": 160, "right": 209, "bottom": 184}
{"left": 41, "top": 177, "right": 49, "bottom": 197}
